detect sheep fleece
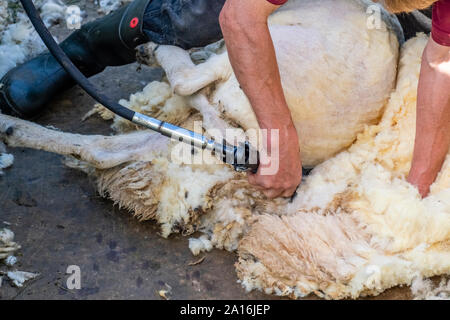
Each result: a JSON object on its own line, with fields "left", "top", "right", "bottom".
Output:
{"left": 236, "top": 35, "right": 450, "bottom": 299}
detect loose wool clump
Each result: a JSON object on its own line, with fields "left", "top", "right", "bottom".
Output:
{"left": 0, "top": 3, "right": 44, "bottom": 78}
{"left": 0, "top": 229, "right": 21, "bottom": 260}
{"left": 96, "top": 0, "right": 132, "bottom": 14}
{"left": 0, "top": 1, "right": 448, "bottom": 299}
{"left": 0, "top": 0, "right": 129, "bottom": 78}
{"left": 0, "top": 229, "right": 39, "bottom": 287}
{"left": 411, "top": 277, "right": 450, "bottom": 300}
{"left": 0, "top": 153, "right": 14, "bottom": 176}
{"left": 0, "top": 0, "right": 65, "bottom": 78}
{"left": 189, "top": 235, "right": 213, "bottom": 256}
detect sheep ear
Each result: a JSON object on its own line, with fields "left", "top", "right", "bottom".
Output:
{"left": 0, "top": 114, "right": 169, "bottom": 169}
{"left": 154, "top": 45, "right": 231, "bottom": 96}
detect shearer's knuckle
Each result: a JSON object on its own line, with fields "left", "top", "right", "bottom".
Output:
{"left": 282, "top": 182, "right": 294, "bottom": 189}
{"left": 263, "top": 191, "right": 276, "bottom": 199}
{"left": 259, "top": 180, "right": 273, "bottom": 189}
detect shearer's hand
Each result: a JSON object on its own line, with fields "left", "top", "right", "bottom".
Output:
{"left": 248, "top": 124, "right": 302, "bottom": 199}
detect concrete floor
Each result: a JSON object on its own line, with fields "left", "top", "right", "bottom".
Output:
{"left": 0, "top": 1, "right": 419, "bottom": 300}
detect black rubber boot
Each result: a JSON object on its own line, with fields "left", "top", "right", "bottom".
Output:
{"left": 396, "top": 8, "right": 433, "bottom": 41}
{"left": 0, "top": 0, "right": 151, "bottom": 118}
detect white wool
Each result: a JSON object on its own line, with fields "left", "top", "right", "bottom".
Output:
{"left": 189, "top": 235, "right": 213, "bottom": 256}
{"left": 0, "top": 0, "right": 127, "bottom": 79}
{"left": 411, "top": 277, "right": 450, "bottom": 300}
{"left": 352, "top": 165, "right": 450, "bottom": 252}
{"left": 129, "top": 81, "right": 172, "bottom": 109}
{"left": 159, "top": 95, "right": 188, "bottom": 116}
{"left": 39, "top": 0, "right": 67, "bottom": 27}
{"left": 0, "top": 228, "right": 15, "bottom": 244}
{"left": 0, "top": 228, "right": 38, "bottom": 287}
{"left": 0, "top": 0, "right": 62, "bottom": 78}
{"left": 154, "top": 159, "right": 234, "bottom": 238}
{"left": 0, "top": 228, "right": 21, "bottom": 260}
{"left": 96, "top": 0, "right": 132, "bottom": 14}
{"left": 204, "top": 202, "right": 251, "bottom": 252}
{"left": 0, "top": 153, "right": 14, "bottom": 169}
{"left": 5, "top": 255, "right": 18, "bottom": 266}
{"left": 6, "top": 271, "right": 39, "bottom": 287}
{"left": 0, "top": 17, "right": 44, "bottom": 78}
{"left": 347, "top": 254, "right": 414, "bottom": 298}
{"left": 82, "top": 103, "right": 116, "bottom": 122}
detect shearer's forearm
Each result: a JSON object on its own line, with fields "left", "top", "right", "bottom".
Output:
{"left": 408, "top": 38, "right": 450, "bottom": 195}
{"left": 219, "top": 0, "right": 295, "bottom": 131}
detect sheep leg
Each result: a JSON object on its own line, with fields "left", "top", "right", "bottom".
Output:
{"left": 154, "top": 45, "right": 232, "bottom": 96}
{"left": 188, "top": 94, "right": 229, "bottom": 134}
{"left": 0, "top": 114, "right": 169, "bottom": 169}
{"left": 188, "top": 93, "right": 248, "bottom": 144}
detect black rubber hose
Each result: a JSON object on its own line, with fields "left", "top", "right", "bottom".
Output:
{"left": 19, "top": 0, "right": 135, "bottom": 121}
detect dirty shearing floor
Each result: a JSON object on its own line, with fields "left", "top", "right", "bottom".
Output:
{"left": 0, "top": 3, "right": 416, "bottom": 300}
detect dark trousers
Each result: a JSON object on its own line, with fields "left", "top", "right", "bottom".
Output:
{"left": 143, "top": 0, "right": 226, "bottom": 49}
{"left": 142, "top": 0, "right": 431, "bottom": 49}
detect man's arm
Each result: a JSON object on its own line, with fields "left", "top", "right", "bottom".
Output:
{"left": 219, "top": 0, "right": 302, "bottom": 199}
{"left": 408, "top": 37, "right": 450, "bottom": 197}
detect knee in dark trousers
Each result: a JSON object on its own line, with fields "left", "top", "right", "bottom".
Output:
{"left": 143, "top": 0, "right": 226, "bottom": 49}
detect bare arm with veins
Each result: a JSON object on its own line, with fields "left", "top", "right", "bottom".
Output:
{"left": 408, "top": 38, "right": 450, "bottom": 197}
{"left": 219, "top": 0, "right": 302, "bottom": 199}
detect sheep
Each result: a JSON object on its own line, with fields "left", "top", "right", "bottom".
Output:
{"left": 2, "top": 0, "right": 448, "bottom": 299}
{"left": 132, "top": 0, "right": 403, "bottom": 167}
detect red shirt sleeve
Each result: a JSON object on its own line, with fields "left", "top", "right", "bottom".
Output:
{"left": 266, "top": 0, "right": 288, "bottom": 5}
{"left": 432, "top": 0, "right": 450, "bottom": 46}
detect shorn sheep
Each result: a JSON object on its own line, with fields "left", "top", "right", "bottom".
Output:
{"left": 0, "top": 0, "right": 449, "bottom": 299}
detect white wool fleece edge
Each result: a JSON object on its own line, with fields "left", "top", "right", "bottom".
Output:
{"left": 237, "top": 34, "right": 450, "bottom": 300}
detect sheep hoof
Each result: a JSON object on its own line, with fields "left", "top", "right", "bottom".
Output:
{"left": 5, "top": 126, "right": 14, "bottom": 136}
